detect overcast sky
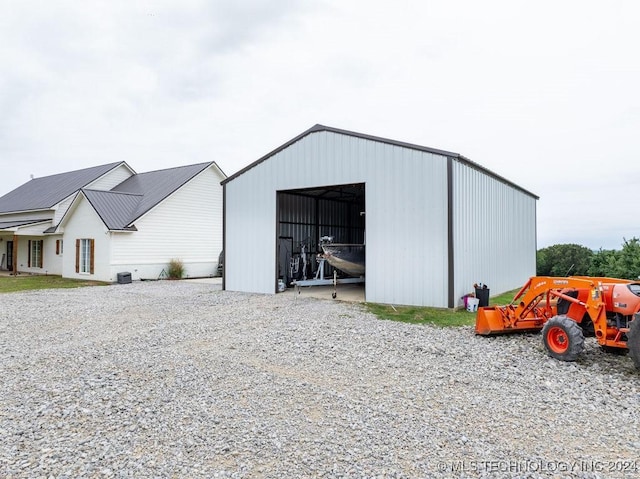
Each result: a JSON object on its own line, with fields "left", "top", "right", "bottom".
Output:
{"left": 1, "top": 0, "right": 639, "bottom": 250}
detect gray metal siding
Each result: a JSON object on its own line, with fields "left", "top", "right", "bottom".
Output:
{"left": 452, "top": 160, "right": 536, "bottom": 305}
{"left": 365, "top": 143, "right": 449, "bottom": 307}
{"left": 225, "top": 130, "right": 450, "bottom": 306}
{"left": 225, "top": 174, "right": 277, "bottom": 294}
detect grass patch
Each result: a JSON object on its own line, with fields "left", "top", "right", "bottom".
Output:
{"left": 364, "top": 303, "right": 473, "bottom": 327}
{"left": 0, "top": 275, "right": 109, "bottom": 293}
{"left": 490, "top": 289, "right": 520, "bottom": 305}
{"left": 364, "top": 289, "right": 520, "bottom": 328}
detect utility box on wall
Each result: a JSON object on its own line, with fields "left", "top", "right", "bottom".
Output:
{"left": 117, "top": 272, "right": 132, "bottom": 284}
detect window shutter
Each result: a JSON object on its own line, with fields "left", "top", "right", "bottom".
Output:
{"left": 40, "top": 241, "right": 44, "bottom": 268}
{"left": 75, "top": 239, "right": 80, "bottom": 273}
{"left": 90, "top": 239, "right": 95, "bottom": 274}
{"left": 28, "top": 240, "right": 31, "bottom": 268}
{"left": 56, "top": 240, "right": 60, "bottom": 255}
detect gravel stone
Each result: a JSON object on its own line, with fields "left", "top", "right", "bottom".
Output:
{"left": 1, "top": 281, "right": 639, "bottom": 478}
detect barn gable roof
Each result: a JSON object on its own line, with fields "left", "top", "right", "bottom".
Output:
{"left": 222, "top": 124, "right": 538, "bottom": 199}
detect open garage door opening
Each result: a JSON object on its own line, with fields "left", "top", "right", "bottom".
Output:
{"left": 276, "top": 183, "right": 365, "bottom": 298}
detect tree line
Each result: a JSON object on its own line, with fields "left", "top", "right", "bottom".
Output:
{"left": 537, "top": 238, "right": 640, "bottom": 279}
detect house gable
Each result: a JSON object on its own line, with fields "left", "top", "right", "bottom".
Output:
{"left": 111, "top": 162, "right": 224, "bottom": 226}
{"left": 60, "top": 193, "right": 110, "bottom": 280}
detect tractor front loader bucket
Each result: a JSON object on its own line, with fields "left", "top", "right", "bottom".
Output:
{"left": 475, "top": 306, "right": 545, "bottom": 335}
{"left": 475, "top": 307, "right": 506, "bottom": 335}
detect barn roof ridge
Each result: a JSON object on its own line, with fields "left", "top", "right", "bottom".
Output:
{"left": 222, "top": 124, "right": 538, "bottom": 199}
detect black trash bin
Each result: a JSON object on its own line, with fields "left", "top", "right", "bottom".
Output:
{"left": 475, "top": 285, "right": 490, "bottom": 307}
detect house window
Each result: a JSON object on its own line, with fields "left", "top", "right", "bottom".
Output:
{"left": 80, "top": 240, "right": 90, "bottom": 273}
{"left": 56, "top": 239, "right": 64, "bottom": 255}
{"left": 76, "top": 238, "right": 95, "bottom": 274}
{"left": 29, "top": 240, "right": 43, "bottom": 268}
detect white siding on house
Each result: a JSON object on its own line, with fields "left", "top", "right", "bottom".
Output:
{"left": 53, "top": 194, "right": 76, "bottom": 225}
{"left": 14, "top": 236, "right": 42, "bottom": 274}
{"left": 108, "top": 165, "right": 224, "bottom": 281}
{"left": 0, "top": 210, "right": 54, "bottom": 223}
{"left": 225, "top": 130, "right": 450, "bottom": 306}
{"left": 87, "top": 164, "right": 135, "bottom": 191}
{"left": 452, "top": 160, "right": 536, "bottom": 304}
{"left": 14, "top": 236, "right": 32, "bottom": 273}
{"left": 10, "top": 222, "right": 49, "bottom": 236}
{"left": 62, "top": 197, "right": 110, "bottom": 280}
{"left": 47, "top": 235, "right": 64, "bottom": 275}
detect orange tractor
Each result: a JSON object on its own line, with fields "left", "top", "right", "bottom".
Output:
{"left": 475, "top": 276, "right": 640, "bottom": 368}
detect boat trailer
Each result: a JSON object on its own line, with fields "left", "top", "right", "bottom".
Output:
{"left": 291, "top": 254, "right": 364, "bottom": 299}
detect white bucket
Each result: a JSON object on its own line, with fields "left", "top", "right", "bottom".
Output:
{"left": 466, "top": 297, "right": 480, "bottom": 312}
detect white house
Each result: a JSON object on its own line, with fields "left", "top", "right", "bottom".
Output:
{"left": 222, "top": 124, "right": 538, "bottom": 308}
{"left": 0, "top": 161, "right": 225, "bottom": 282}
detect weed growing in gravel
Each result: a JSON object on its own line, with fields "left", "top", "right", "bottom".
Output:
{"left": 167, "top": 258, "right": 185, "bottom": 279}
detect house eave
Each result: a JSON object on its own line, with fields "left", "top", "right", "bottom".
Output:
{"left": 109, "top": 225, "right": 138, "bottom": 232}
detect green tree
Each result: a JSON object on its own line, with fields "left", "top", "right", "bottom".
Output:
{"left": 588, "top": 248, "right": 619, "bottom": 277}
{"left": 610, "top": 237, "right": 640, "bottom": 279}
{"left": 536, "top": 243, "right": 594, "bottom": 276}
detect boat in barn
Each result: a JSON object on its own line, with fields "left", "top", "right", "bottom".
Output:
{"left": 321, "top": 243, "right": 365, "bottom": 277}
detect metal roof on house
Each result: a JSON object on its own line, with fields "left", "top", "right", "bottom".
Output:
{"left": 0, "top": 219, "right": 50, "bottom": 230}
{"left": 87, "top": 162, "right": 215, "bottom": 229}
{"left": 0, "top": 162, "right": 128, "bottom": 214}
{"left": 81, "top": 190, "right": 142, "bottom": 231}
{"left": 222, "top": 124, "right": 538, "bottom": 199}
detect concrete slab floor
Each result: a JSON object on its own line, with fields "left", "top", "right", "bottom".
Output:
{"left": 185, "top": 276, "right": 365, "bottom": 303}
{"left": 184, "top": 277, "right": 223, "bottom": 286}
{"left": 281, "top": 283, "right": 365, "bottom": 303}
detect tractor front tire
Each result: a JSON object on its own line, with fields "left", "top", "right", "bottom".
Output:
{"left": 627, "top": 319, "right": 640, "bottom": 369}
{"left": 542, "top": 315, "right": 585, "bottom": 362}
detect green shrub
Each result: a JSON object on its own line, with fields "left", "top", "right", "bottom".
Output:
{"left": 167, "top": 258, "right": 185, "bottom": 279}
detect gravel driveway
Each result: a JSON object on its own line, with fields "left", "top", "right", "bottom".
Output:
{"left": 1, "top": 281, "right": 639, "bottom": 478}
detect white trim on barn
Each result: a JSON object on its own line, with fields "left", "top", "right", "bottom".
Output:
{"left": 223, "top": 124, "right": 538, "bottom": 308}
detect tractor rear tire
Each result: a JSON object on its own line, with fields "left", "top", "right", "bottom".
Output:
{"left": 542, "top": 315, "right": 585, "bottom": 362}
{"left": 627, "top": 319, "right": 640, "bottom": 369}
